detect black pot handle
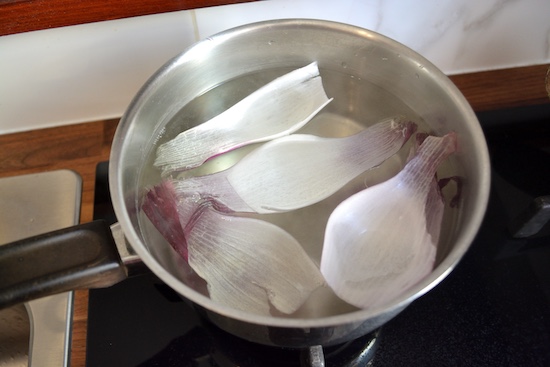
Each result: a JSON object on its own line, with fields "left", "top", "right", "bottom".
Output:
{"left": 0, "top": 220, "right": 127, "bottom": 309}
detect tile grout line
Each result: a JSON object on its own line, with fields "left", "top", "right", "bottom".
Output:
{"left": 190, "top": 9, "right": 200, "bottom": 42}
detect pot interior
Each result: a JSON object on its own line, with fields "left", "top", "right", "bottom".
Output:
{"left": 111, "top": 19, "right": 489, "bottom": 328}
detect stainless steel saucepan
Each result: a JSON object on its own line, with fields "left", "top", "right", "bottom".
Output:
{"left": 0, "top": 19, "right": 490, "bottom": 348}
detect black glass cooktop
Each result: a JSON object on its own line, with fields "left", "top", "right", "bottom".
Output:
{"left": 87, "top": 104, "right": 550, "bottom": 366}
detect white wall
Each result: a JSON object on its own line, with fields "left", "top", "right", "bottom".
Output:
{"left": 1, "top": 0, "right": 549, "bottom": 134}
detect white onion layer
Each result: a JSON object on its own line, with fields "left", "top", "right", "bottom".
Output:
{"left": 186, "top": 207, "right": 325, "bottom": 315}
{"left": 173, "top": 117, "right": 416, "bottom": 214}
{"left": 320, "top": 132, "right": 457, "bottom": 309}
{"left": 154, "top": 62, "right": 332, "bottom": 175}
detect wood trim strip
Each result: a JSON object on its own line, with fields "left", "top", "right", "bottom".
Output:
{"left": 0, "top": 0, "right": 255, "bottom": 36}
{"left": 449, "top": 64, "right": 550, "bottom": 112}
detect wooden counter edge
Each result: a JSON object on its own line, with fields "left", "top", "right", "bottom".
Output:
{"left": 450, "top": 64, "right": 549, "bottom": 111}
{"left": 0, "top": 63, "right": 548, "bottom": 367}
{"left": 0, "top": 0, "right": 257, "bottom": 36}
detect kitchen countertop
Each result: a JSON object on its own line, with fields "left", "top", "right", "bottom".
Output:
{"left": 0, "top": 64, "right": 548, "bottom": 367}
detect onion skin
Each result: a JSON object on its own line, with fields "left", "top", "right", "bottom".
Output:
{"left": 186, "top": 207, "right": 325, "bottom": 315}
{"left": 320, "top": 132, "right": 458, "bottom": 309}
{"left": 154, "top": 62, "right": 332, "bottom": 175}
{"left": 172, "top": 117, "right": 417, "bottom": 214}
{"left": 142, "top": 180, "right": 189, "bottom": 260}
{"left": 142, "top": 180, "right": 324, "bottom": 316}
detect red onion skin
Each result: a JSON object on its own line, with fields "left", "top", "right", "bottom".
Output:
{"left": 142, "top": 180, "right": 189, "bottom": 261}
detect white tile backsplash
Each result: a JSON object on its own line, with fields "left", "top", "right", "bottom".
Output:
{"left": 369, "top": 0, "right": 550, "bottom": 74}
{"left": 1, "top": 0, "right": 548, "bottom": 134}
{"left": 0, "top": 10, "right": 196, "bottom": 134}
{"left": 196, "top": 0, "right": 550, "bottom": 74}
{"left": 194, "top": 0, "right": 375, "bottom": 38}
